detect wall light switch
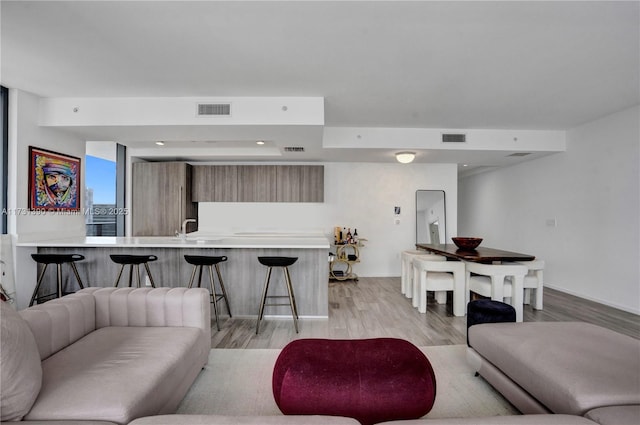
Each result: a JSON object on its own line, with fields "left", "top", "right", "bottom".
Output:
{"left": 546, "top": 218, "right": 557, "bottom": 227}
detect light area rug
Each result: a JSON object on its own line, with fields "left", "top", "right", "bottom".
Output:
{"left": 177, "top": 345, "right": 518, "bottom": 419}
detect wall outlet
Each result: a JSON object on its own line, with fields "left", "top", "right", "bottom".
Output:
{"left": 545, "top": 218, "right": 557, "bottom": 227}
{"left": 394, "top": 218, "right": 401, "bottom": 225}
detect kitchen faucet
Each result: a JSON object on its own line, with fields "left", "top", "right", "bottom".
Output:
{"left": 177, "top": 219, "right": 197, "bottom": 239}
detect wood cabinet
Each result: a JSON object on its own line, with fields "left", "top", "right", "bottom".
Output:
{"left": 192, "top": 165, "right": 238, "bottom": 202}
{"left": 300, "top": 165, "right": 324, "bottom": 202}
{"left": 237, "top": 165, "right": 277, "bottom": 202}
{"left": 192, "top": 165, "right": 323, "bottom": 203}
{"left": 276, "top": 165, "right": 324, "bottom": 202}
{"left": 132, "top": 162, "right": 198, "bottom": 236}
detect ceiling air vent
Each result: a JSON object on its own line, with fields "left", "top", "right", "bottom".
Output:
{"left": 507, "top": 152, "right": 532, "bottom": 157}
{"left": 197, "top": 103, "right": 231, "bottom": 116}
{"left": 442, "top": 133, "right": 466, "bottom": 143}
{"left": 283, "top": 146, "right": 305, "bottom": 152}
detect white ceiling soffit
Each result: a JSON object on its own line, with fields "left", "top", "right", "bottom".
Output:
{"left": 40, "top": 97, "right": 565, "bottom": 161}
{"left": 9, "top": 0, "right": 633, "bottom": 170}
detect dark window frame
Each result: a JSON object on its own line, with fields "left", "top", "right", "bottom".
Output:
{"left": 116, "top": 143, "right": 126, "bottom": 236}
{"left": 1, "top": 86, "right": 8, "bottom": 234}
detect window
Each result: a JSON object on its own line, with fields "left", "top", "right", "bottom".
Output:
{"left": 1, "top": 86, "right": 8, "bottom": 234}
{"left": 85, "top": 142, "right": 123, "bottom": 236}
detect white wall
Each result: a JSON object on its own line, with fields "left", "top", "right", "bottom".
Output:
{"left": 8, "top": 89, "right": 88, "bottom": 308}
{"left": 459, "top": 105, "right": 640, "bottom": 314}
{"left": 8, "top": 89, "right": 87, "bottom": 239}
{"left": 198, "top": 162, "right": 458, "bottom": 276}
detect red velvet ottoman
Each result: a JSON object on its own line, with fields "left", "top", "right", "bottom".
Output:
{"left": 272, "top": 338, "right": 436, "bottom": 425}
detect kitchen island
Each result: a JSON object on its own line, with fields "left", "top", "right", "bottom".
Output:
{"left": 15, "top": 234, "right": 331, "bottom": 317}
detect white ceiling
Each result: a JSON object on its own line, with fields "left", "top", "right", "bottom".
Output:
{"left": 2, "top": 1, "right": 639, "bottom": 171}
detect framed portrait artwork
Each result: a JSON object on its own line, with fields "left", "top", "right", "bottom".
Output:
{"left": 29, "top": 146, "right": 81, "bottom": 211}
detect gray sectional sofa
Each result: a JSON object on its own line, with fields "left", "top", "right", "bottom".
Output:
{"left": 467, "top": 322, "right": 640, "bottom": 425}
{"left": 3, "top": 289, "right": 639, "bottom": 425}
{"left": 0, "top": 287, "right": 211, "bottom": 425}
{"left": 126, "top": 322, "right": 640, "bottom": 425}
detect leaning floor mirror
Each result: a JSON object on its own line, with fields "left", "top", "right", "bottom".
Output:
{"left": 416, "top": 190, "right": 446, "bottom": 245}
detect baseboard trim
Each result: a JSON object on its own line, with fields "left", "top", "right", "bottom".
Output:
{"left": 545, "top": 283, "right": 640, "bottom": 316}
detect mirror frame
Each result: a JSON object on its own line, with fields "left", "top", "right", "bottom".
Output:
{"left": 415, "top": 190, "right": 446, "bottom": 245}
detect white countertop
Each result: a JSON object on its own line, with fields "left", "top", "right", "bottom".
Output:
{"left": 16, "top": 233, "right": 331, "bottom": 249}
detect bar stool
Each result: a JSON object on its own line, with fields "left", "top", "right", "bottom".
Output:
{"left": 184, "top": 255, "right": 232, "bottom": 331}
{"left": 256, "top": 256, "right": 299, "bottom": 334}
{"left": 29, "top": 253, "right": 85, "bottom": 306}
{"left": 110, "top": 254, "right": 158, "bottom": 288}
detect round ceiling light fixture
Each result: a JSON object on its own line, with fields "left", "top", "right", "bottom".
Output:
{"left": 395, "top": 151, "right": 415, "bottom": 164}
{"left": 155, "top": 141, "right": 165, "bottom": 146}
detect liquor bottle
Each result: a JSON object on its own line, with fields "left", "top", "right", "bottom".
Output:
{"left": 342, "top": 227, "right": 347, "bottom": 244}
{"left": 353, "top": 229, "right": 358, "bottom": 244}
{"left": 346, "top": 228, "right": 352, "bottom": 244}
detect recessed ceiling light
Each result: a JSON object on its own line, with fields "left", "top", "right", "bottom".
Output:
{"left": 256, "top": 140, "right": 265, "bottom": 145}
{"left": 155, "top": 141, "right": 165, "bottom": 146}
{"left": 463, "top": 164, "right": 468, "bottom": 167}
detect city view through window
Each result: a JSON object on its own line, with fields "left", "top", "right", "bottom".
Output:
{"left": 85, "top": 153, "right": 117, "bottom": 236}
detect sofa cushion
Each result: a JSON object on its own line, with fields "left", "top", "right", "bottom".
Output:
{"left": 0, "top": 301, "right": 43, "bottom": 421}
{"left": 384, "top": 415, "right": 598, "bottom": 424}
{"left": 19, "top": 292, "right": 96, "bottom": 360}
{"left": 129, "top": 414, "right": 361, "bottom": 424}
{"left": 24, "top": 326, "right": 204, "bottom": 425}
{"left": 18, "top": 421, "right": 119, "bottom": 425}
{"left": 584, "top": 405, "right": 640, "bottom": 425}
{"left": 468, "top": 322, "right": 640, "bottom": 416}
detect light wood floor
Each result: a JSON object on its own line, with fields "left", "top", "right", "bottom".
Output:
{"left": 210, "top": 276, "right": 639, "bottom": 349}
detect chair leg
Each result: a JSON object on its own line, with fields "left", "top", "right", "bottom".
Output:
{"left": 283, "top": 267, "right": 299, "bottom": 333}
{"left": 533, "top": 287, "right": 543, "bottom": 310}
{"left": 29, "top": 264, "right": 49, "bottom": 306}
{"left": 418, "top": 271, "right": 427, "bottom": 314}
{"left": 452, "top": 270, "right": 466, "bottom": 317}
{"left": 56, "top": 264, "right": 63, "bottom": 299}
{"left": 128, "top": 265, "right": 135, "bottom": 287}
{"left": 197, "top": 265, "right": 204, "bottom": 289}
{"left": 256, "top": 267, "right": 272, "bottom": 334}
{"left": 283, "top": 267, "right": 298, "bottom": 319}
{"left": 69, "top": 262, "right": 85, "bottom": 290}
{"left": 129, "top": 264, "right": 141, "bottom": 288}
{"left": 401, "top": 257, "right": 407, "bottom": 295}
{"left": 406, "top": 259, "right": 414, "bottom": 299}
{"left": 412, "top": 264, "right": 421, "bottom": 308}
{"left": 187, "top": 265, "right": 198, "bottom": 288}
{"left": 114, "top": 264, "right": 126, "bottom": 287}
{"left": 143, "top": 263, "right": 156, "bottom": 288}
{"left": 207, "top": 265, "right": 220, "bottom": 331}
{"left": 214, "top": 264, "right": 232, "bottom": 317}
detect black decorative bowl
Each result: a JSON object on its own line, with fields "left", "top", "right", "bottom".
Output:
{"left": 452, "top": 237, "right": 483, "bottom": 250}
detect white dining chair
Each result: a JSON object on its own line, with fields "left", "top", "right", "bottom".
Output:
{"left": 512, "top": 259, "right": 545, "bottom": 310}
{"left": 401, "top": 250, "right": 445, "bottom": 298}
{"left": 464, "top": 262, "right": 528, "bottom": 322}
{"left": 413, "top": 258, "right": 465, "bottom": 316}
